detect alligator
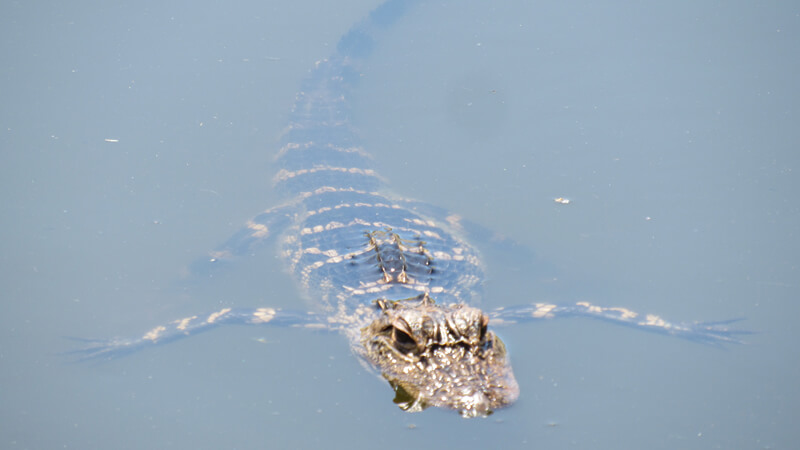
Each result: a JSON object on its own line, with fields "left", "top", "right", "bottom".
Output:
{"left": 74, "top": 0, "right": 747, "bottom": 418}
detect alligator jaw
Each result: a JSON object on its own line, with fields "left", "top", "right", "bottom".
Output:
{"left": 360, "top": 296, "right": 519, "bottom": 418}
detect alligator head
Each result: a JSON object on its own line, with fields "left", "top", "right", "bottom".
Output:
{"left": 360, "top": 295, "right": 519, "bottom": 418}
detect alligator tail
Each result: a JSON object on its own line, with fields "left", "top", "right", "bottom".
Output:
{"left": 274, "top": 0, "right": 419, "bottom": 195}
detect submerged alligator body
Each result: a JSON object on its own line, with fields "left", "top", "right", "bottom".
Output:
{"left": 76, "top": 1, "right": 746, "bottom": 417}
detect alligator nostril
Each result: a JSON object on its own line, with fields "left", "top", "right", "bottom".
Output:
{"left": 458, "top": 391, "right": 492, "bottom": 418}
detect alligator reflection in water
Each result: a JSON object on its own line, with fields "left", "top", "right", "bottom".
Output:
{"left": 73, "top": 1, "right": 748, "bottom": 418}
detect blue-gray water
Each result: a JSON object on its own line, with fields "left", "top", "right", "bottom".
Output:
{"left": 2, "top": 1, "right": 797, "bottom": 448}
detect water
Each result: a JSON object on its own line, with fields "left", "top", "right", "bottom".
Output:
{"left": 1, "top": 0, "right": 797, "bottom": 448}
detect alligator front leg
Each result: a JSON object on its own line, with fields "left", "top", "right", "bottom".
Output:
{"left": 69, "top": 307, "right": 322, "bottom": 361}
{"left": 489, "top": 301, "right": 750, "bottom": 345}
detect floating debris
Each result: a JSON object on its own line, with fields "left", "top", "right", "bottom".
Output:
{"left": 553, "top": 197, "right": 571, "bottom": 205}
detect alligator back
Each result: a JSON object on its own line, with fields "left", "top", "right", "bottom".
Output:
{"left": 212, "top": 0, "right": 485, "bottom": 314}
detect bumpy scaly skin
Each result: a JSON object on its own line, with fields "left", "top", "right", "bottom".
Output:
{"left": 359, "top": 296, "right": 519, "bottom": 418}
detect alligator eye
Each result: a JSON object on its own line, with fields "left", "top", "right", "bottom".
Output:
{"left": 479, "top": 314, "right": 489, "bottom": 342}
{"left": 392, "top": 326, "right": 417, "bottom": 353}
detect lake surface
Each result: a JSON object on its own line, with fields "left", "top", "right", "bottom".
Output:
{"left": 2, "top": 0, "right": 797, "bottom": 448}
